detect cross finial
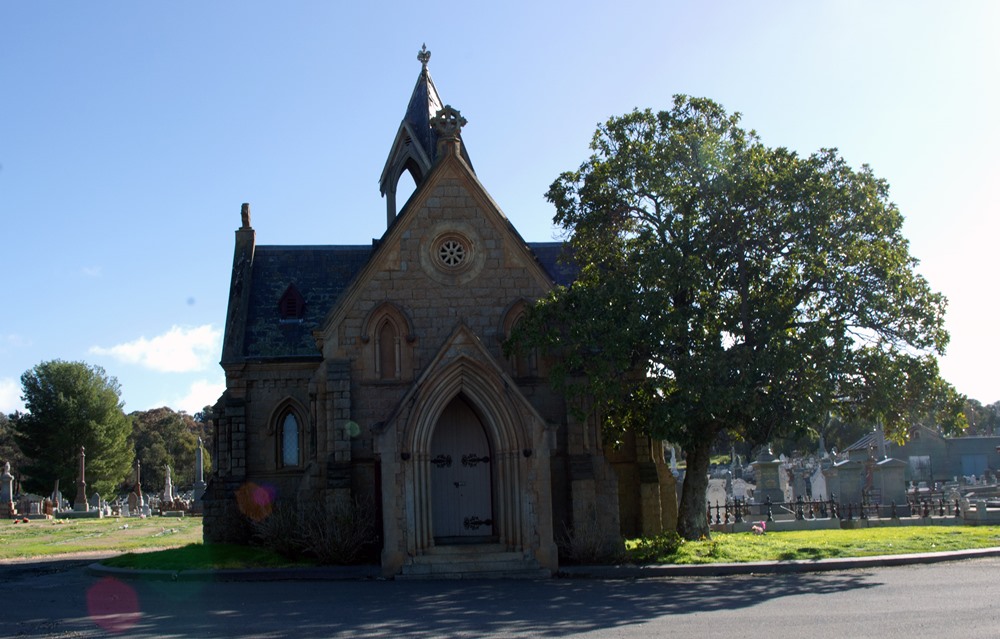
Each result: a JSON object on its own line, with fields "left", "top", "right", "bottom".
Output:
{"left": 431, "top": 105, "right": 467, "bottom": 140}
{"left": 417, "top": 43, "right": 431, "bottom": 69}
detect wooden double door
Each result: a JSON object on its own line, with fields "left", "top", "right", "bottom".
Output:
{"left": 430, "top": 396, "right": 494, "bottom": 542}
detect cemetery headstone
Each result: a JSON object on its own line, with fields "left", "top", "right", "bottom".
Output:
{"left": 1, "top": 461, "right": 15, "bottom": 517}
{"left": 74, "top": 446, "right": 88, "bottom": 511}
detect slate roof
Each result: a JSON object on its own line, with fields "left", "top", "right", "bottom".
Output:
{"left": 239, "top": 241, "right": 574, "bottom": 360}
{"left": 526, "top": 242, "right": 577, "bottom": 287}
{"left": 403, "top": 64, "right": 444, "bottom": 168}
{"left": 242, "top": 245, "right": 372, "bottom": 360}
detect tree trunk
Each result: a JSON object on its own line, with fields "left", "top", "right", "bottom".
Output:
{"left": 676, "top": 435, "right": 713, "bottom": 540}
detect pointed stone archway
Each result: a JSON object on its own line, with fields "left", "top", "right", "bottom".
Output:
{"left": 403, "top": 357, "right": 528, "bottom": 555}
{"left": 376, "top": 325, "right": 558, "bottom": 576}
{"left": 429, "top": 395, "right": 494, "bottom": 543}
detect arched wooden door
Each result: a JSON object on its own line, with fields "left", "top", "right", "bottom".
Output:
{"left": 430, "top": 396, "right": 494, "bottom": 543}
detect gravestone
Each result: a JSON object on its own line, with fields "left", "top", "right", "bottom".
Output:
{"left": 751, "top": 446, "right": 784, "bottom": 505}
{"left": 810, "top": 465, "right": 828, "bottom": 501}
{"left": 1, "top": 462, "right": 15, "bottom": 518}
{"left": 73, "top": 446, "right": 88, "bottom": 512}
{"left": 192, "top": 437, "right": 207, "bottom": 509}
{"left": 162, "top": 464, "right": 174, "bottom": 503}
{"left": 876, "top": 457, "right": 908, "bottom": 508}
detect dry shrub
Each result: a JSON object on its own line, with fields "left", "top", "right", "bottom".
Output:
{"left": 250, "top": 500, "right": 301, "bottom": 558}
{"left": 299, "top": 497, "right": 377, "bottom": 565}
{"left": 558, "top": 505, "right": 624, "bottom": 564}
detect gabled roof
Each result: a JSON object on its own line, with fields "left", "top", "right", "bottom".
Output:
{"left": 526, "top": 242, "right": 577, "bottom": 287}
{"left": 241, "top": 245, "right": 371, "bottom": 359}
{"left": 235, "top": 241, "right": 570, "bottom": 361}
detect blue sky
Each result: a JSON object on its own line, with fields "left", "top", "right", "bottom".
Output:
{"left": 1, "top": 2, "right": 997, "bottom": 415}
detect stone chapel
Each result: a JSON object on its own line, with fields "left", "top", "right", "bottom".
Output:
{"left": 204, "top": 47, "right": 676, "bottom": 578}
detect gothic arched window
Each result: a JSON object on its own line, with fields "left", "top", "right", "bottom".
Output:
{"left": 278, "top": 411, "right": 300, "bottom": 468}
{"left": 377, "top": 318, "right": 400, "bottom": 380}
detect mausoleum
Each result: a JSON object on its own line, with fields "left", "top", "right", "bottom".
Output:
{"left": 203, "top": 47, "right": 676, "bottom": 577}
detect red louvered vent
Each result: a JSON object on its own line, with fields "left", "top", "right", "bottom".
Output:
{"left": 278, "top": 284, "right": 305, "bottom": 320}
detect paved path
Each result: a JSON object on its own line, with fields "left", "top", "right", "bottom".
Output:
{"left": 5, "top": 555, "right": 1000, "bottom": 638}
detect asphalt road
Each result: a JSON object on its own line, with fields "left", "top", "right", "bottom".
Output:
{"left": 4, "top": 557, "right": 999, "bottom": 638}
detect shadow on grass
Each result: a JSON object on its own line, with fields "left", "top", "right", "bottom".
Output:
{"left": 776, "top": 547, "right": 831, "bottom": 561}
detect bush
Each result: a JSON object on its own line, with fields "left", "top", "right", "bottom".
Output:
{"left": 249, "top": 500, "right": 300, "bottom": 558}
{"left": 299, "top": 497, "right": 377, "bottom": 565}
{"left": 248, "top": 496, "right": 377, "bottom": 565}
{"left": 627, "top": 531, "right": 684, "bottom": 564}
{"left": 557, "top": 505, "right": 624, "bottom": 564}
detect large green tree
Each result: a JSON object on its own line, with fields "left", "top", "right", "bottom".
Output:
{"left": 509, "top": 96, "right": 964, "bottom": 540}
{"left": 130, "top": 406, "right": 211, "bottom": 492}
{"left": 12, "top": 360, "right": 133, "bottom": 500}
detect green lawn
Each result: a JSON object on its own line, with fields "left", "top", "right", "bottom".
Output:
{"left": 102, "top": 543, "right": 304, "bottom": 570}
{"left": 4, "top": 516, "right": 999, "bottom": 570}
{"left": 626, "top": 526, "right": 1000, "bottom": 564}
{"left": 0, "top": 516, "right": 202, "bottom": 561}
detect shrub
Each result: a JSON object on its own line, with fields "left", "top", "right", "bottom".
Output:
{"left": 299, "top": 497, "right": 378, "bottom": 565}
{"left": 558, "top": 505, "right": 624, "bottom": 564}
{"left": 249, "top": 500, "right": 300, "bottom": 558}
{"left": 627, "top": 531, "right": 684, "bottom": 564}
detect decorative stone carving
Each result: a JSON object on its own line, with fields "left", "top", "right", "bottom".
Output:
{"left": 430, "top": 105, "right": 467, "bottom": 139}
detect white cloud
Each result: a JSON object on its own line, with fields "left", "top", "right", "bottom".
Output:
{"left": 0, "top": 378, "right": 24, "bottom": 414}
{"left": 0, "top": 334, "right": 32, "bottom": 353}
{"left": 167, "top": 378, "right": 226, "bottom": 415}
{"left": 90, "top": 325, "right": 222, "bottom": 373}
{"left": 81, "top": 266, "right": 102, "bottom": 278}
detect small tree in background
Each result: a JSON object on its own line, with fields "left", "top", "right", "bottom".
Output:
{"left": 12, "top": 360, "right": 133, "bottom": 499}
{"left": 130, "top": 406, "right": 212, "bottom": 492}
{"left": 0, "top": 412, "right": 28, "bottom": 479}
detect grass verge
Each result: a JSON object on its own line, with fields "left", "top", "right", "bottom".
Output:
{"left": 0, "top": 516, "right": 202, "bottom": 561}
{"left": 626, "top": 526, "right": 1000, "bottom": 564}
{"left": 5, "top": 517, "right": 1000, "bottom": 570}
{"left": 102, "top": 543, "right": 306, "bottom": 570}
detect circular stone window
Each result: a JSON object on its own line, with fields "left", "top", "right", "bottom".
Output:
{"left": 420, "top": 223, "right": 485, "bottom": 285}
{"left": 433, "top": 233, "right": 472, "bottom": 271}
{"left": 438, "top": 238, "right": 466, "bottom": 267}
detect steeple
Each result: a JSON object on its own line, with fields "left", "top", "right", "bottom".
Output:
{"left": 379, "top": 45, "right": 473, "bottom": 227}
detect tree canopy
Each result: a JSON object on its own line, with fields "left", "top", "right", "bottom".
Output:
{"left": 12, "top": 360, "right": 133, "bottom": 500}
{"left": 508, "top": 96, "right": 965, "bottom": 540}
{"left": 130, "top": 406, "right": 211, "bottom": 492}
{"left": 0, "top": 412, "right": 27, "bottom": 477}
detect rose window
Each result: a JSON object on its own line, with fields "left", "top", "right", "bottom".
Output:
{"left": 438, "top": 239, "right": 466, "bottom": 267}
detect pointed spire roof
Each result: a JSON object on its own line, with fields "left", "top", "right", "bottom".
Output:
{"left": 380, "top": 45, "right": 473, "bottom": 226}
{"left": 401, "top": 44, "right": 445, "bottom": 170}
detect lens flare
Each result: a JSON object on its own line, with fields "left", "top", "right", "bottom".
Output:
{"left": 86, "top": 577, "right": 140, "bottom": 634}
{"left": 236, "top": 481, "right": 276, "bottom": 521}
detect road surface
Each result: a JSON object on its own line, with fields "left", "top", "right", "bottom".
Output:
{"left": 4, "top": 556, "right": 998, "bottom": 638}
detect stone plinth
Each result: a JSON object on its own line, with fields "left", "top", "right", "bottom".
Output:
{"left": 751, "top": 447, "right": 784, "bottom": 505}
{"left": 833, "top": 459, "right": 864, "bottom": 505}
{"left": 877, "top": 457, "right": 909, "bottom": 506}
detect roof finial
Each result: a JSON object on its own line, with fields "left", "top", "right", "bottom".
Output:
{"left": 417, "top": 43, "right": 431, "bottom": 69}
{"left": 431, "top": 105, "right": 466, "bottom": 140}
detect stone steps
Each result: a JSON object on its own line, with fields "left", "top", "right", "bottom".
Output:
{"left": 397, "top": 543, "right": 551, "bottom": 580}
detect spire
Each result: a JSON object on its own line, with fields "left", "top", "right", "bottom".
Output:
{"left": 380, "top": 45, "right": 474, "bottom": 227}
